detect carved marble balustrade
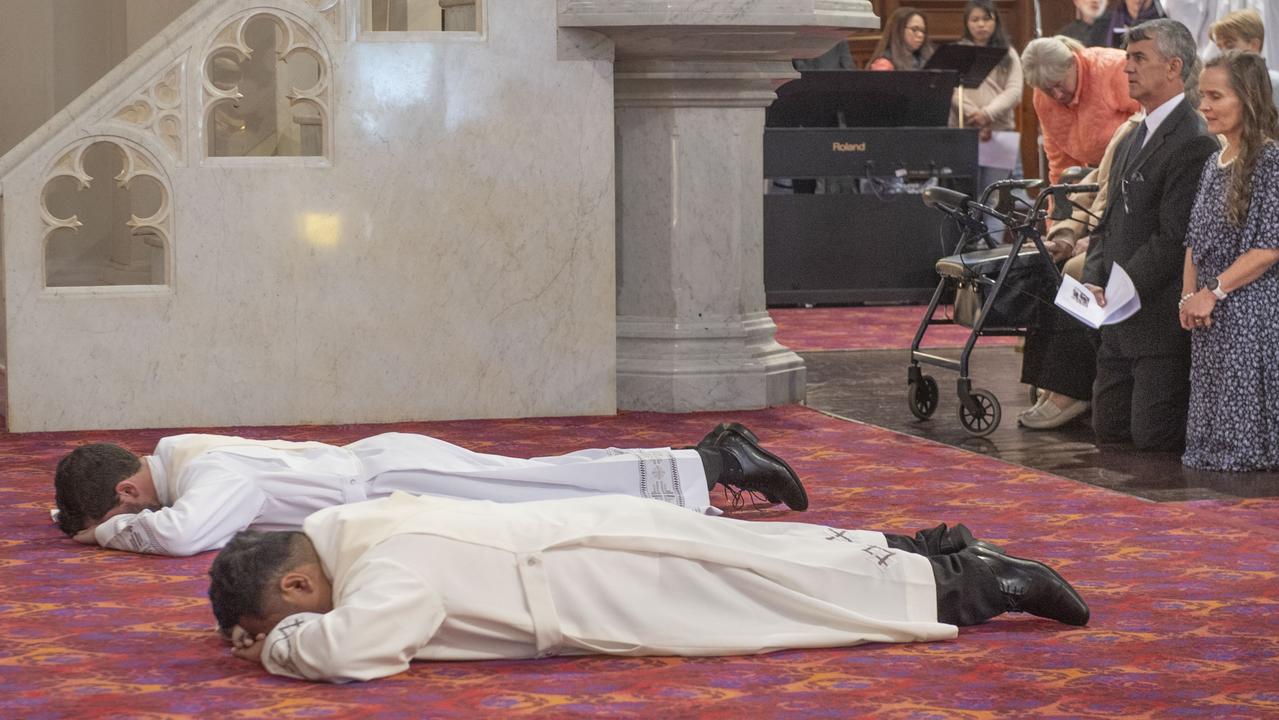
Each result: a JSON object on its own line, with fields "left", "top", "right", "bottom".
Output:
{"left": 0, "top": 0, "right": 874, "bottom": 431}
{"left": 0, "top": 0, "right": 614, "bottom": 431}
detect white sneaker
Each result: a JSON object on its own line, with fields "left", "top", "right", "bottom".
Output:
{"left": 1019, "top": 398, "right": 1090, "bottom": 430}
{"left": 1018, "top": 392, "right": 1050, "bottom": 420}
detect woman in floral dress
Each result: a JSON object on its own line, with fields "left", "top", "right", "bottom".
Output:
{"left": 1180, "top": 51, "right": 1279, "bottom": 471}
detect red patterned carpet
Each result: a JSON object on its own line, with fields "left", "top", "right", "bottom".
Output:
{"left": 2, "top": 407, "right": 1277, "bottom": 718}
{"left": 770, "top": 305, "right": 1020, "bottom": 351}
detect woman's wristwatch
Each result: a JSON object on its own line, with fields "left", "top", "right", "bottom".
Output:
{"left": 1205, "top": 276, "right": 1228, "bottom": 300}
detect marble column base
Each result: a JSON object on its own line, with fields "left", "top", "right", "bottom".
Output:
{"left": 617, "top": 312, "right": 805, "bottom": 412}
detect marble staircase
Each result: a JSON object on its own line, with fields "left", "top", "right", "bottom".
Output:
{"left": 0, "top": 0, "right": 876, "bottom": 431}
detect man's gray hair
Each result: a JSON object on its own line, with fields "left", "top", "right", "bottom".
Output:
{"left": 1126, "top": 19, "right": 1198, "bottom": 82}
{"left": 1023, "top": 35, "right": 1086, "bottom": 90}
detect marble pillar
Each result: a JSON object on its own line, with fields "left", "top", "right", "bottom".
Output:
{"left": 613, "top": 61, "right": 805, "bottom": 411}
{"left": 560, "top": 2, "right": 880, "bottom": 412}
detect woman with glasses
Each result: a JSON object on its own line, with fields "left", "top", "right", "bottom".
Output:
{"left": 869, "top": 8, "right": 934, "bottom": 71}
{"left": 1179, "top": 50, "right": 1279, "bottom": 471}
{"left": 1022, "top": 35, "right": 1139, "bottom": 183}
{"left": 950, "top": 1, "right": 1023, "bottom": 195}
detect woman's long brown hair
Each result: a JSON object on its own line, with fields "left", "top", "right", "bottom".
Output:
{"left": 872, "top": 7, "right": 936, "bottom": 70}
{"left": 1205, "top": 51, "right": 1279, "bottom": 226}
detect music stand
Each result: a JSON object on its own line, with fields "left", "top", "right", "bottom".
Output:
{"left": 924, "top": 44, "right": 1009, "bottom": 128}
{"left": 766, "top": 70, "right": 959, "bottom": 128}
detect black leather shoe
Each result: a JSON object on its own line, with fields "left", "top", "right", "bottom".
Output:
{"left": 716, "top": 428, "right": 808, "bottom": 511}
{"left": 967, "top": 544, "right": 1090, "bottom": 626}
{"left": 697, "top": 424, "right": 780, "bottom": 502}
{"left": 696, "top": 422, "right": 760, "bottom": 449}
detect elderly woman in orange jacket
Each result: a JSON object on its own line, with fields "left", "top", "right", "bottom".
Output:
{"left": 1022, "top": 35, "right": 1140, "bottom": 183}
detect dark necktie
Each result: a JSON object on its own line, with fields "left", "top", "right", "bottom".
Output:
{"left": 1125, "top": 120, "right": 1149, "bottom": 172}
{"left": 1119, "top": 120, "right": 1149, "bottom": 216}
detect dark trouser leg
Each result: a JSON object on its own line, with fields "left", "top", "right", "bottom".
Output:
{"left": 883, "top": 523, "right": 977, "bottom": 556}
{"left": 928, "top": 551, "right": 1006, "bottom": 626}
{"left": 696, "top": 448, "right": 722, "bottom": 491}
{"left": 1021, "top": 305, "right": 1099, "bottom": 401}
{"left": 1093, "top": 338, "right": 1191, "bottom": 451}
{"left": 1130, "top": 353, "right": 1191, "bottom": 451}
{"left": 1092, "top": 337, "right": 1134, "bottom": 444}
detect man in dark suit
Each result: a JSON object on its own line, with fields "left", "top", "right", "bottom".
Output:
{"left": 1082, "top": 19, "right": 1219, "bottom": 451}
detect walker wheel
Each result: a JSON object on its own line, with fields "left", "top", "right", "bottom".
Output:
{"left": 908, "top": 375, "right": 940, "bottom": 420}
{"left": 959, "top": 388, "right": 1001, "bottom": 437}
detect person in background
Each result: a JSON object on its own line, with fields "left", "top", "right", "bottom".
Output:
{"left": 1209, "top": 9, "right": 1279, "bottom": 108}
{"left": 950, "top": 0, "right": 1024, "bottom": 197}
{"left": 1020, "top": 54, "right": 1205, "bottom": 431}
{"left": 1081, "top": 19, "right": 1219, "bottom": 451}
{"left": 1107, "top": 0, "right": 1168, "bottom": 49}
{"left": 1164, "top": 0, "right": 1266, "bottom": 61}
{"left": 869, "top": 8, "right": 935, "bottom": 71}
{"left": 1059, "top": 0, "right": 1112, "bottom": 48}
{"left": 1018, "top": 116, "right": 1142, "bottom": 431}
{"left": 1179, "top": 50, "right": 1279, "bottom": 471}
{"left": 1022, "top": 35, "right": 1140, "bottom": 183}
{"left": 1018, "top": 34, "right": 1138, "bottom": 428}
{"left": 793, "top": 39, "right": 856, "bottom": 71}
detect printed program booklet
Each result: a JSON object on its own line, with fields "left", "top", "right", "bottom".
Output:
{"left": 1054, "top": 262, "right": 1141, "bottom": 329}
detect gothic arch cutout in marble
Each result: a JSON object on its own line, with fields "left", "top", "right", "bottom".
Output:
{"left": 202, "top": 9, "right": 332, "bottom": 159}
{"left": 104, "top": 55, "right": 189, "bottom": 165}
{"left": 41, "top": 138, "right": 173, "bottom": 289}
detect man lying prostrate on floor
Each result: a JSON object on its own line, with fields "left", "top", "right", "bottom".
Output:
{"left": 211, "top": 493, "right": 1090, "bottom": 683}
{"left": 53, "top": 423, "right": 806, "bottom": 556}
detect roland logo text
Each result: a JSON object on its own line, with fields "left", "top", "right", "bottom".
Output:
{"left": 832, "top": 142, "right": 867, "bottom": 152}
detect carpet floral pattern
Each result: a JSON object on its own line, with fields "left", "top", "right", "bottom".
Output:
{"left": 1, "top": 407, "right": 1276, "bottom": 718}
{"left": 769, "top": 306, "right": 1020, "bottom": 352}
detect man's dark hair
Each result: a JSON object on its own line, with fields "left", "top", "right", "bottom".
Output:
{"left": 54, "top": 443, "right": 141, "bottom": 536}
{"left": 208, "top": 530, "right": 307, "bottom": 635}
